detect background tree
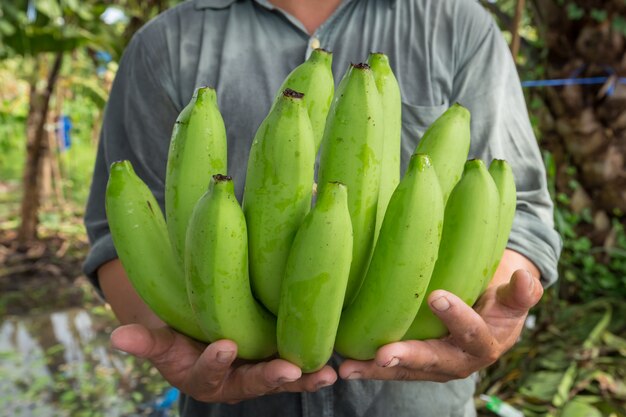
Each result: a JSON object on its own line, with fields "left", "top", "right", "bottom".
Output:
{"left": 530, "top": 0, "right": 626, "bottom": 218}
{"left": 0, "top": 0, "right": 180, "bottom": 246}
{"left": 0, "top": 0, "right": 120, "bottom": 246}
{"left": 526, "top": 0, "right": 626, "bottom": 300}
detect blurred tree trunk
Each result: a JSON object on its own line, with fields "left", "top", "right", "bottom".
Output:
{"left": 17, "top": 52, "right": 64, "bottom": 246}
{"left": 531, "top": 0, "right": 626, "bottom": 237}
{"left": 510, "top": 0, "right": 526, "bottom": 58}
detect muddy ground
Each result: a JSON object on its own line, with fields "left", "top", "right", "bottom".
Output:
{"left": 0, "top": 229, "right": 100, "bottom": 316}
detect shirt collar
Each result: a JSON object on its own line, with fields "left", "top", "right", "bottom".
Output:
{"left": 195, "top": 0, "right": 237, "bottom": 10}
{"left": 195, "top": 0, "right": 397, "bottom": 11}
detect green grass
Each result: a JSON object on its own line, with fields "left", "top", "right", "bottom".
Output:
{"left": 0, "top": 105, "right": 98, "bottom": 232}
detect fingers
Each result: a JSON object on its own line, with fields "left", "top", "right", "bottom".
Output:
{"left": 242, "top": 362, "right": 337, "bottom": 395}
{"left": 187, "top": 341, "right": 298, "bottom": 400}
{"left": 190, "top": 344, "right": 337, "bottom": 402}
{"left": 213, "top": 360, "right": 336, "bottom": 402}
{"left": 339, "top": 362, "right": 445, "bottom": 381}
{"left": 217, "top": 358, "right": 302, "bottom": 400}
{"left": 338, "top": 338, "right": 488, "bottom": 382}
{"left": 339, "top": 341, "right": 467, "bottom": 382}
{"left": 281, "top": 364, "right": 337, "bottom": 393}
{"left": 111, "top": 324, "right": 177, "bottom": 360}
{"left": 496, "top": 269, "right": 543, "bottom": 314}
{"left": 111, "top": 325, "right": 338, "bottom": 403}
{"left": 427, "top": 290, "right": 494, "bottom": 357}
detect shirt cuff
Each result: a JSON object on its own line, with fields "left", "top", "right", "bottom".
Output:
{"left": 82, "top": 232, "right": 118, "bottom": 296}
{"left": 507, "top": 210, "right": 563, "bottom": 288}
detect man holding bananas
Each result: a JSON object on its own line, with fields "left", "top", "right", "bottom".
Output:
{"left": 84, "top": 0, "right": 562, "bottom": 415}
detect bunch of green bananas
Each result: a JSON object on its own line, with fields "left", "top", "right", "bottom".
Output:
{"left": 105, "top": 49, "right": 517, "bottom": 368}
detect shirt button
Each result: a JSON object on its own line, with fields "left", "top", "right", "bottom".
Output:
{"left": 310, "top": 37, "right": 321, "bottom": 50}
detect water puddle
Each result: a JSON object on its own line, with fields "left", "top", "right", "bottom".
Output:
{"left": 0, "top": 307, "right": 171, "bottom": 417}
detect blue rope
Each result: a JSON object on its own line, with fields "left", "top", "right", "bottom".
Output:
{"left": 521, "top": 76, "right": 626, "bottom": 93}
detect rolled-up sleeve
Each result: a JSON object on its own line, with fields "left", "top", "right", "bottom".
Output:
{"left": 447, "top": 1, "right": 562, "bottom": 286}
{"left": 83, "top": 29, "right": 180, "bottom": 291}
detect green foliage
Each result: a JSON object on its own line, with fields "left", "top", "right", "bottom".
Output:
{"left": 612, "top": 15, "right": 626, "bottom": 37}
{"left": 0, "top": 63, "right": 28, "bottom": 179}
{"left": 566, "top": 3, "right": 585, "bottom": 20}
{"left": 552, "top": 0, "right": 612, "bottom": 23}
{"left": 543, "top": 153, "right": 626, "bottom": 302}
{"left": 559, "top": 216, "right": 626, "bottom": 300}
{"left": 69, "top": 76, "right": 108, "bottom": 109}
{"left": 0, "top": 55, "right": 101, "bottom": 212}
{"left": 479, "top": 298, "right": 626, "bottom": 416}
{"left": 0, "top": 111, "right": 26, "bottom": 179}
{"left": 590, "top": 8, "right": 608, "bottom": 23}
{"left": 58, "top": 94, "right": 100, "bottom": 206}
{"left": 0, "top": 0, "right": 118, "bottom": 59}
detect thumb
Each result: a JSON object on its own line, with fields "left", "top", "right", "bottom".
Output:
{"left": 496, "top": 269, "right": 543, "bottom": 315}
{"left": 111, "top": 324, "right": 176, "bottom": 360}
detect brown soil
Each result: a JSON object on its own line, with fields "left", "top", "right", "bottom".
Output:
{"left": 0, "top": 229, "right": 102, "bottom": 316}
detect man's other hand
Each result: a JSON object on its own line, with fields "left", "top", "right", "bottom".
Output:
{"left": 338, "top": 268, "right": 543, "bottom": 382}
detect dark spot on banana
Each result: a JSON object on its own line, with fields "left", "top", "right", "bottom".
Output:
{"left": 283, "top": 88, "right": 304, "bottom": 99}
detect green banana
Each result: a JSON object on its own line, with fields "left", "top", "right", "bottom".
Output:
{"left": 368, "top": 52, "right": 402, "bottom": 243}
{"left": 165, "top": 86, "right": 227, "bottom": 267}
{"left": 106, "top": 160, "right": 206, "bottom": 341}
{"left": 317, "top": 62, "right": 384, "bottom": 307}
{"left": 403, "top": 159, "right": 500, "bottom": 340}
{"left": 482, "top": 159, "right": 517, "bottom": 292}
{"left": 414, "top": 103, "right": 470, "bottom": 204}
{"left": 335, "top": 154, "right": 443, "bottom": 360}
{"left": 185, "top": 175, "right": 277, "bottom": 360}
{"left": 277, "top": 181, "right": 353, "bottom": 372}
{"left": 243, "top": 88, "right": 316, "bottom": 314}
{"left": 273, "top": 48, "right": 334, "bottom": 152}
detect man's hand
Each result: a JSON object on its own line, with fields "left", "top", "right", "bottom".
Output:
{"left": 101, "top": 259, "right": 337, "bottom": 403}
{"left": 338, "top": 268, "right": 543, "bottom": 382}
{"left": 111, "top": 325, "right": 337, "bottom": 404}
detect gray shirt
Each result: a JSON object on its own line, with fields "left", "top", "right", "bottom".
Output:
{"left": 83, "top": 0, "right": 562, "bottom": 415}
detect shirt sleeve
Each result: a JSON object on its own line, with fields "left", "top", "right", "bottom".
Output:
{"left": 82, "top": 29, "right": 180, "bottom": 292}
{"left": 447, "top": 0, "right": 562, "bottom": 286}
